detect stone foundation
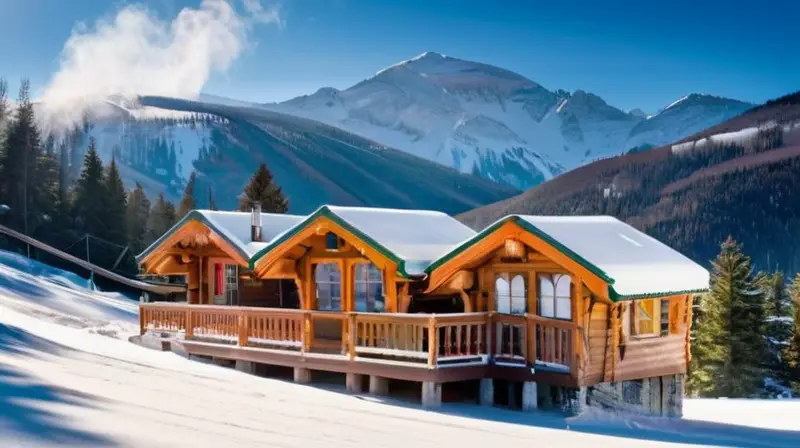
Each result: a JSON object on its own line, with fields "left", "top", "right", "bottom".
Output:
{"left": 369, "top": 376, "right": 389, "bottom": 395}
{"left": 346, "top": 373, "right": 364, "bottom": 393}
{"left": 589, "top": 374, "right": 684, "bottom": 417}
{"left": 293, "top": 367, "right": 311, "bottom": 384}
{"left": 421, "top": 382, "right": 442, "bottom": 408}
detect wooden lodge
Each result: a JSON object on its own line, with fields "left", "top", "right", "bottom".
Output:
{"left": 136, "top": 205, "right": 709, "bottom": 414}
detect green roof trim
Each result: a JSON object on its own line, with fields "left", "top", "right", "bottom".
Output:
{"left": 425, "top": 216, "right": 707, "bottom": 302}
{"left": 135, "top": 210, "right": 250, "bottom": 264}
{"left": 248, "top": 206, "right": 419, "bottom": 278}
{"left": 610, "top": 288, "right": 708, "bottom": 301}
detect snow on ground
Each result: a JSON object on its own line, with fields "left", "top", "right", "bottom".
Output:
{"left": 1, "top": 253, "right": 800, "bottom": 447}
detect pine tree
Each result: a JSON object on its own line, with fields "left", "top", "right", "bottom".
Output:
{"left": 177, "top": 171, "right": 197, "bottom": 218}
{"left": 785, "top": 274, "right": 800, "bottom": 394}
{"left": 763, "top": 272, "right": 794, "bottom": 388}
{"left": 146, "top": 193, "right": 177, "bottom": 246}
{"left": 104, "top": 157, "right": 128, "bottom": 246}
{"left": 0, "top": 78, "right": 8, "bottom": 205}
{"left": 207, "top": 186, "right": 217, "bottom": 211}
{"left": 688, "top": 237, "right": 767, "bottom": 397}
{"left": 126, "top": 183, "right": 151, "bottom": 255}
{"left": 73, "top": 138, "right": 108, "bottom": 239}
{"left": 237, "top": 163, "right": 288, "bottom": 213}
{"left": 0, "top": 79, "right": 56, "bottom": 237}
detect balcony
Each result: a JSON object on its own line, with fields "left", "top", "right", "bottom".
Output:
{"left": 139, "top": 303, "right": 578, "bottom": 385}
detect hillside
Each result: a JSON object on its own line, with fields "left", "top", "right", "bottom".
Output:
{"left": 459, "top": 91, "right": 800, "bottom": 274}
{"left": 67, "top": 96, "right": 519, "bottom": 215}
{"left": 261, "top": 52, "right": 754, "bottom": 189}
{"left": 2, "top": 252, "right": 799, "bottom": 447}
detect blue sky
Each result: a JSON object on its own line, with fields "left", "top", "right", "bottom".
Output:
{"left": 2, "top": 0, "right": 798, "bottom": 112}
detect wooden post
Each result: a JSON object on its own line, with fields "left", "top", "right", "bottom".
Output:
{"left": 348, "top": 313, "right": 357, "bottom": 360}
{"left": 610, "top": 303, "right": 620, "bottom": 382}
{"left": 238, "top": 311, "right": 249, "bottom": 347}
{"left": 427, "top": 316, "right": 438, "bottom": 368}
{"left": 186, "top": 308, "right": 194, "bottom": 339}
{"left": 384, "top": 265, "right": 398, "bottom": 313}
{"left": 303, "top": 312, "right": 313, "bottom": 353}
{"left": 486, "top": 312, "right": 494, "bottom": 358}
{"left": 571, "top": 276, "right": 583, "bottom": 378}
{"left": 527, "top": 315, "right": 536, "bottom": 365}
{"left": 140, "top": 308, "right": 146, "bottom": 335}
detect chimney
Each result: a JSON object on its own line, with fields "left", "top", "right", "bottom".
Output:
{"left": 251, "top": 203, "right": 262, "bottom": 242}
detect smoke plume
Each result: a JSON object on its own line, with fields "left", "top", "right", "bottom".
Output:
{"left": 38, "top": 0, "right": 282, "bottom": 132}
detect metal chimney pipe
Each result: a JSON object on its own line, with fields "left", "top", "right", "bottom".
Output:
{"left": 251, "top": 203, "right": 262, "bottom": 242}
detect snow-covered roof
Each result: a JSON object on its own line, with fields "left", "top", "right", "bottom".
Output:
{"left": 136, "top": 210, "right": 305, "bottom": 263}
{"left": 250, "top": 205, "right": 477, "bottom": 277}
{"left": 427, "top": 215, "right": 710, "bottom": 301}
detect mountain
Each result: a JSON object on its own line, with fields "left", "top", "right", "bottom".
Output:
{"left": 265, "top": 52, "right": 754, "bottom": 189}
{"left": 61, "top": 95, "right": 518, "bottom": 215}
{"left": 458, "top": 90, "right": 800, "bottom": 274}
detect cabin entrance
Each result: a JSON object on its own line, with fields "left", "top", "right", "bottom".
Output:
{"left": 212, "top": 263, "right": 239, "bottom": 305}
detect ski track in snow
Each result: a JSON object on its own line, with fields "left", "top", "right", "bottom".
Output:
{"left": 1, "top": 252, "right": 799, "bottom": 447}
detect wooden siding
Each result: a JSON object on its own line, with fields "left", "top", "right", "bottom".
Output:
{"left": 584, "top": 295, "right": 692, "bottom": 384}
{"left": 582, "top": 301, "right": 609, "bottom": 384}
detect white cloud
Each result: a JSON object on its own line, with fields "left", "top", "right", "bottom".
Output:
{"left": 38, "top": 0, "right": 282, "bottom": 133}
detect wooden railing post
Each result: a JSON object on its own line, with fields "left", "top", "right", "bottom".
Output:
{"left": 302, "top": 311, "right": 312, "bottom": 353}
{"left": 140, "top": 307, "right": 146, "bottom": 335}
{"left": 427, "top": 316, "right": 438, "bottom": 368}
{"left": 186, "top": 308, "right": 194, "bottom": 339}
{"left": 485, "top": 311, "right": 494, "bottom": 359}
{"left": 348, "top": 313, "right": 357, "bottom": 360}
{"left": 238, "top": 310, "right": 249, "bottom": 347}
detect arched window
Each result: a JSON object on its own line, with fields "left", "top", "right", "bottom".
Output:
{"left": 354, "top": 263, "right": 384, "bottom": 312}
{"left": 495, "top": 273, "right": 526, "bottom": 315}
{"left": 315, "top": 263, "right": 341, "bottom": 311}
{"left": 538, "top": 274, "right": 571, "bottom": 320}
{"left": 495, "top": 277, "right": 510, "bottom": 314}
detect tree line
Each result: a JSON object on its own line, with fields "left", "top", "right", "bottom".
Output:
{"left": 0, "top": 78, "right": 288, "bottom": 276}
{"left": 688, "top": 236, "right": 800, "bottom": 397}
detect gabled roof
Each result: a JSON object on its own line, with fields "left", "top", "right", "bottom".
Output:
{"left": 250, "top": 205, "right": 477, "bottom": 277}
{"left": 136, "top": 210, "right": 305, "bottom": 263}
{"left": 427, "top": 215, "right": 710, "bottom": 301}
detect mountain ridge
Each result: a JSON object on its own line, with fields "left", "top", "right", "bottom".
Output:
{"left": 245, "top": 52, "right": 755, "bottom": 189}
{"left": 458, "top": 90, "right": 800, "bottom": 273}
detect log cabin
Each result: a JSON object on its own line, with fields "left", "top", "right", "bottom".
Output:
{"left": 136, "top": 205, "right": 709, "bottom": 415}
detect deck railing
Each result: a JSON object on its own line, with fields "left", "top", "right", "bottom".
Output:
{"left": 140, "top": 304, "right": 575, "bottom": 372}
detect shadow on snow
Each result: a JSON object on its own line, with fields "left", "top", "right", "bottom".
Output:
{"left": 0, "top": 323, "right": 119, "bottom": 446}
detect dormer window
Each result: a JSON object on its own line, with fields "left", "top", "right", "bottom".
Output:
{"left": 325, "top": 232, "right": 340, "bottom": 251}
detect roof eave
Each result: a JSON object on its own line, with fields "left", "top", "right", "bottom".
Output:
{"left": 249, "top": 205, "right": 413, "bottom": 277}
{"left": 136, "top": 210, "right": 250, "bottom": 266}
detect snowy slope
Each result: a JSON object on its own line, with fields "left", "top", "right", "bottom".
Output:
{"left": 269, "top": 52, "right": 754, "bottom": 189}
{"left": 2, "top": 255, "right": 800, "bottom": 446}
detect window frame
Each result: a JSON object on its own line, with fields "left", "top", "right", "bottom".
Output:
{"left": 537, "top": 273, "right": 573, "bottom": 321}
{"left": 354, "top": 262, "right": 385, "bottom": 312}
{"left": 494, "top": 272, "right": 527, "bottom": 315}
{"left": 314, "top": 262, "right": 342, "bottom": 311}
{"left": 631, "top": 298, "right": 662, "bottom": 338}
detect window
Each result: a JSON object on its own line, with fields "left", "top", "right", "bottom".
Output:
{"left": 315, "top": 263, "right": 341, "bottom": 311}
{"left": 538, "top": 274, "right": 572, "bottom": 320}
{"left": 224, "top": 264, "right": 238, "bottom": 305}
{"left": 632, "top": 298, "right": 661, "bottom": 336}
{"left": 660, "top": 299, "right": 670, "bottom": 336}
{"left": 325, "top": 232, "right": 340, "bottom": 251}
{"left": 494, "top": 273, "right": 526, "bottom": 315}
{"left": 354, "top": 263, "right": 384, "bottom": 312}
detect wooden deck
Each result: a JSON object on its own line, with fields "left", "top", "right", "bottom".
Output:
{"left": 140, "top": 304, "right": 578, "bottom": 386}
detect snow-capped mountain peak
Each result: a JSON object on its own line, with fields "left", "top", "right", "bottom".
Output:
{"left": 268, "top": 53, "right": 754, "bottom": 189}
